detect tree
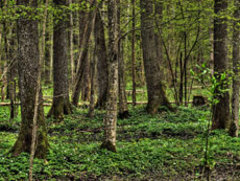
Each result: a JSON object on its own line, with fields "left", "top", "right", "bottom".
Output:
{"left": 131, "top": 0, "right": 137, "bottom": 106}
{"left": 101, "top": 0, "right": 118, "bottom": 152}
{"left": 72, "top": 0, "right": 96, "bottom": 106}
{"left": 212, "top": 0, "right": 230, "bottom": 130}
{"left": 94, "top": 7, "right": 108, "bottom": 109}
{"left": 11, "top": 0, "right": 48, "bottom": 159}
{"left": 140, "top": 0, "right": 172, "bottom": 114}
{"left": 48, "top": 0, "right": 72, "bottom": 120}
{"left": 118, "top": 0, "right": 129, "bottom": 119}
{"left": 230, "top": 0, "right": 240, "bottom": 137}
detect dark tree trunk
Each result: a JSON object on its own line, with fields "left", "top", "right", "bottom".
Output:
{"left": 7, "top": 27, "right": 17, "bottom": 120}
{"left": 229, "top": 0, "right": 240, "bottom": 137}
{"left": 88, "top": 47, "right": 96, "bottom": 118}
{"left": 48, "top": 0, "right": 72, "bottom": 120}
{"left": 212, "top": 0, "right": 230, "bottom": 130}
{"left": 44, "top": 25, "right": 51, "bottom": 85}
{"left": 81, "top": 54, "right": 91, "bottom": 102}
{"left": 11, "top": 0, "right": 48, "bottom": 159}
{"left": 131, "top": 0, "right": 137, "bottom": 106}
{"left": 140, "top": 0, "right": 172, "bottom": 114}
{"left": 94, "top": 8, "right": 108, "bottom": 109}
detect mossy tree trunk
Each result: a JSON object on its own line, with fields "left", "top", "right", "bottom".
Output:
{"left": 48, "top": 0, "right": 72, "bottom": 120}
{"left": 11, "top": 0, "right": 48, "bottom": 159}
{"left": 230, "top": 0, "right": 240, "bottom": 137}
{"left": 212, "top": 0, "right": 230, "bottom": 130}
{"left": 101, "top": 0, "right": 118, "bottom": 152}
{"left": 140, "top": 0, "right": 172, "bottom": 114}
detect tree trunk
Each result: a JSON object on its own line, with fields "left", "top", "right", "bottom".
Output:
{"left": 81, "top": 53, "right": 91, "bottom": 102}
{"left": 72, "top": 0, "right": 96, "bottom": 106}
{"left": 48, "top": 0, "right": 72, "bottom": 120}
{"left": 94, "top": 8, "right": 108, "bottom": 109}
{"left": 118, "top": 1, "right": 129, "bottom": 119}
{"left": 118, "top": 41, "right": 129, "bottom": 119}
{"left": 88, "top": 47, "right": 96, "bottom": 118}
{"left": 131, "top": 0, "right": 136, "bottom": 106}
{"left": 212, "top": 0, "right": 230, "bottom": 130}
{"left": 140, "top": 0, "right": 172, "bottom": 114}
{"left": 101, "top": 0, "right": 118, "bottom": 152}
{"left": 7, "top": 27, "right": 17, "bottom": 120}
{"left": 11, "top": 0, "right": 48, "bottom": 159}
{"left": 229, "top": 0, "right": 240, "bottom": 137}
{"left": 69, "top": 0, "right": 75, "bottom": 88}
{"left": 44, "top": 24, "right": 51, "bottom": 85}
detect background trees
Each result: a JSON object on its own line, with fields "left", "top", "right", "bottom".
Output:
{"left": 0, "top": 0, "right": 239, "bottom": 165}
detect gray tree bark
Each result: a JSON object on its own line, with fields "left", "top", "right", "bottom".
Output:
{"left": 11, "top": 0, "right": 48, "bottom": 159}
{"left": 140, "top": 0, "right": 172, "bottom": 114}
{"left": 48, "top": 0, "right": 72, "bottom": 120}
{"left": 101, "top": 0, "right": 118, "bottom": 152}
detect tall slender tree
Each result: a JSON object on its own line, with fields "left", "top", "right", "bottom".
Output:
{"left": 131, "top": 0, "right": 137, "bottom": 106}
{"left": 101, "top": 0, "right": 118, "bottom": 152}
{"left": 212, "top": 0, "right": 230, "bottom": 130}
{"left": 118, "top": 0, "right": 129, "bottom": 119}
{"left": 48, "top": 0, "right": 72, "bottom": 119}
{"left": 140, "top": 0, "right": 172, "bottom": 114}
{"left": 11, "top": 0, "right": 48, "bottom": 158}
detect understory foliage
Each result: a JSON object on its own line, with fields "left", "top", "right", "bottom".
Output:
{"left": 1, "top": 106, "right": 240, "bottom": 180}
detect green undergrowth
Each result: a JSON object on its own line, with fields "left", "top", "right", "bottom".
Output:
{"left": 1, "top": 106, "right": 240, "bottom": 180}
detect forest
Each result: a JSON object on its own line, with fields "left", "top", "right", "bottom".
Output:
{"left": 0, "top": 0, "right": 240, "bottom": 180}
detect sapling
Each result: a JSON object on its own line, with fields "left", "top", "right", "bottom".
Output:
{"left": 191, "top": 63, "right": 231, "bottom": 180}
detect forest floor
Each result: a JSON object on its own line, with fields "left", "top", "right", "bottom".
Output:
{"left": 1, "top": 105, "right": 240, "bottom": 180}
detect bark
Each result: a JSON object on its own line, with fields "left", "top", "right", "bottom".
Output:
{"left": 7, "top": 26, "right": 17, "bottom": 120}
{"left": 81, "top": 53, "right": 91, "bottom": 102}
{"left": 131, "top": 0, "right": 136, "bottom": 106}
{"left": 72, "top": 0, "right": 96, "bottom": 106}
{"left": 101, "top": 0, "right": 118, "bottom": 152}
{"left": 88, "top": 47, "right": 96, "bottom": 118}
{"left": 154, "top": 0, "right": 164, "bottom": 79}
{"left": 69, "top": 0, "right": 74, "bottom": 87}
{"left": 29, "top": 1, "right": 49, "bottom": 179}
{"left": 212, "top": 0, "right": 230, "bottom": 130}
{"left": 11, "top": 0, "right": 48, "bottom": 159}
{"left": 48, "top": 0, "right": 72, "bottom": 120}
{"left": 44, "top": 24, "right": 51, "bottom": 85}
{"left": 140, "top": 0, "right": 173, "bottom": 114}
{"left": 118, "top": 1, "right": 129, "bottom": 119}
{"left": 118, "top": 41, "right": 129, "bottom": 119}
{"left": 94, "top": 8, "right": 108, "bottom": 109}
{"left": 229, "top": 0, "right": 240, "bottom": 137}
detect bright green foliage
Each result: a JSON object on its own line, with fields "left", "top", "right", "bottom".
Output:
{"left": 1, "top": 106, "right": 240, "bottom": 180}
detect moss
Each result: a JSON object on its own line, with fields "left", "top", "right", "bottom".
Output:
{"left": 48, "top": 97, "right": 72, "bottom": 120}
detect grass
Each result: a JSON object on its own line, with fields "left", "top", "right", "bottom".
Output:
{"left": 1, "top": 104, "right": 240, "bottom": 180}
